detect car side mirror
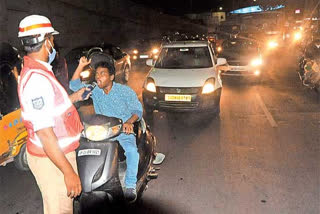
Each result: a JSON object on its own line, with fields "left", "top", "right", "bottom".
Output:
{"left": 146, "top": 59, "right": 155, "bottom": 66}
{"left": 217, "top": 58, "right": 227, "bottom": 66}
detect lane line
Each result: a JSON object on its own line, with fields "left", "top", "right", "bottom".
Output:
{"left": 255, "top": 93, "right": 278, "bottom": 128}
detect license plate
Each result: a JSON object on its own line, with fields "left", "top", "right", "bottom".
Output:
{"left": 165, "top": 94, "right": 191, "bottom": 102}
{"left": 78, "top": 149, "right": 101, "bottom": 157}
{"left": 230, "top": 66, "right": 247, "bottom": 71}
{"left": 139, "top": 55, "right": 149, "bottom": 58}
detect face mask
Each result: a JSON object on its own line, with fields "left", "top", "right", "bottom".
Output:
{"left": 46, "top": 40, "right": 56, "bottom": 64}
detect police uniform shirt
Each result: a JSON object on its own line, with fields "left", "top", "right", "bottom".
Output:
{"left": 21, "top": 60, "right": 55, "bottom": 131}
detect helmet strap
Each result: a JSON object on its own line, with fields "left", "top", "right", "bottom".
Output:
{"left": 45, "top": 39, "right": 54, "bottom": 55}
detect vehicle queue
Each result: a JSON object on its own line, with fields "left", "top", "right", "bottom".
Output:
{"left": 1, "top": 18, "right": 319, "bottom": 212}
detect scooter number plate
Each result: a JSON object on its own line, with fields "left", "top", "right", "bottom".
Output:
{"left": 78, "top": 149, "right": 101, "bottom": 157}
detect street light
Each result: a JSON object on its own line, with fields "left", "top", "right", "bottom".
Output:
{"left": 219, "top": 7, "right": 223, "bottom": 11}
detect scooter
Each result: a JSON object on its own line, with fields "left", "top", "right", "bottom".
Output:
{"left": 298, "top": 58, "right": 320, "bottom": 93}
{"left": 297, "top": 56, "right": 306, "bottom": 81}
{"left": 73, "top": 114, "right": 158, "bottom": 213}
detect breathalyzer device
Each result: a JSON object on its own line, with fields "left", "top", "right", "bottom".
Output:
{"left": 82, "top": 82, "right": 97, "bottom": 99}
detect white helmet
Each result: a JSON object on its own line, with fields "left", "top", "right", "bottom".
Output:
{"left": 18, "top": 15, "right": 59, "bottom": 45}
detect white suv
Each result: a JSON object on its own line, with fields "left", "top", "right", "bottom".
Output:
{"left": 143, "top": 40, "right": 226, "bottom": 115}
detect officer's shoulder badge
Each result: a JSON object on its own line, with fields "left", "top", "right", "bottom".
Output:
{"left": 32, "top": 97, "right": 44, "bottom": 110}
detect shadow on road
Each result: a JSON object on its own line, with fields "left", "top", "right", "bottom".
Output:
{"left": 76, "top": 198, "right": 186, "bottom": 214}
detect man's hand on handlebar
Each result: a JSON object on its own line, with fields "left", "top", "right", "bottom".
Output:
{"left": 123, "top": 122, "right": 134, "bottom": 135}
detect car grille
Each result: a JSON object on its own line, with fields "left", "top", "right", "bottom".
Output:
{"left": 225, "top": 71, "right": 251, "bottom": 75}
{"left": 227, "top": 60, "right": 248, "bottom": 66}
{"left": 158, "top": 101, "right": 199, "bottom": 110}
{"left": 158, "top": 87, "right": 200, "bottom": 94}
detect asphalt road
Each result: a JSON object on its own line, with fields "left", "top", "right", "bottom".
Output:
{"left": 0, "top": 50, "right": 319, "bottom": 214}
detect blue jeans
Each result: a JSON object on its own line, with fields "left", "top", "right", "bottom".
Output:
{"left": 115, "top": 133, "right": 139, "bottom": 188}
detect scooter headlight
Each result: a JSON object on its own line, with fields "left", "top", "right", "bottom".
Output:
{"left": 84, "top": 123, "right": 122, "bottom": 141}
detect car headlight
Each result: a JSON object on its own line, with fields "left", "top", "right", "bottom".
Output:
{"left": 254, "top": 70, "right": 260, "bottom": 76}
{"left": 145, "top": 77, "right": 156, "bottom": 93}
{"left": 268, "top": 41, "right": 278, "bottom": 49}
{"left": 84, "top": 123, "right": 122, "bottom": 141}
{"left": 152, "top": 48, "right": 159, "bottom": 54}
{"left": 80, "top": 70, "right": 91, "bottom": 79}
{"left": 202, "top": 78, "right": 215, "bottom": 94}
{"left": 133, "top": 49, "right": 138, "bottom": 54}
{"left": 251, "top": 58, "right": 262, "bottom": 66}
{"left": 294, "top": 32, "right": 302, "bottom": 41}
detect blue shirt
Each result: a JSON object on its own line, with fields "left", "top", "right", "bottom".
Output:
{"left": 70, "top": 79, "right": 143, "bottom": 122}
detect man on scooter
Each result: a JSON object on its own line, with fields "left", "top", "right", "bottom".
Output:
{"left": 70, "top": 55, "right": 142, "bottom": 203}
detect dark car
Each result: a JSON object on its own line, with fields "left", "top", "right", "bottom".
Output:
{"left": 65, "top": 43, "right": 131, "bottom": 84}
{"left": 126, "top": 39, "right": 161, "bottom": 64}
{"left": 218, "top": 38, "right": 264, "bottom": 79}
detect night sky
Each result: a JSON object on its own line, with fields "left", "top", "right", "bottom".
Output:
{"left": 132, "top": 0, "right": 231, "bottom": 15}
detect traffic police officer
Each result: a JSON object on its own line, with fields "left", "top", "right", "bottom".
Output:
{"left": 17, "top": 15, "right": 90, "bottom": 214}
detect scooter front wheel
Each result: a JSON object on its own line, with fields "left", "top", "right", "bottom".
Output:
{"left": 73, "top": 197, "right": 80, "bottom": 214}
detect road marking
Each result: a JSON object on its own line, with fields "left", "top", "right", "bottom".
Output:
{"left": 255, "top": 93, "right": 278, "bottom": 128}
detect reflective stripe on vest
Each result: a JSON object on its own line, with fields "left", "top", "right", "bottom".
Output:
{"left": 29, "top": 133, "right": 81, "bottom": 148}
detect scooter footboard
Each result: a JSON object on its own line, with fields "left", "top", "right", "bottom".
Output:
{"left": 76, "top": 138, "right": 119, "bottom": 193}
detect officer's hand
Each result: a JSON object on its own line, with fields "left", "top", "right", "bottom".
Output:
{"left": 64, "top": 171, "right": 82, "bottom": 198}
{"left": 78, "top": 56, "right": 91, "bottom": 69}
{"left": 79, "top": 87, "right": 92, "bottom": 101}
{"left": 73, "top": 87, "right": 92, "bottom": 103}
{"left": 123, "top": 122, "right": 134, "bottom": 135}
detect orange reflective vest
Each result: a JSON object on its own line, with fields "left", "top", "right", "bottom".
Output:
{"left": 18, "top": 56, "right": 83, "bottom": 157}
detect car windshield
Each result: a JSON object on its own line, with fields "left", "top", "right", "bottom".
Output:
{"left": 155, "top": 46, "right": 213, "bottom": 69}
{"left": 219, "top": 39, "right": 260, "bottom": 59}
{"left": 222, "top": 39, "right": 259, "bottom": 52}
